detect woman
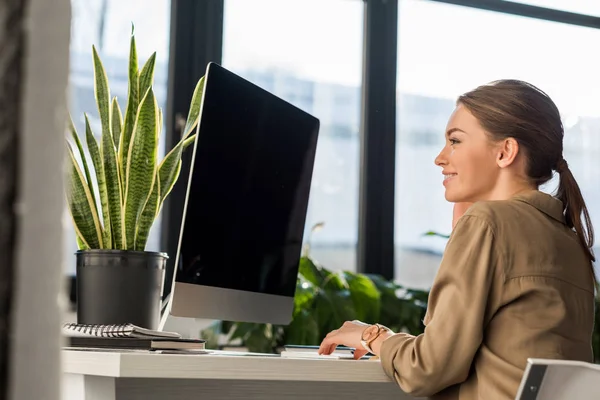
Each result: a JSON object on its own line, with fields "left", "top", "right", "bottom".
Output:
{"left": 318, "top": 79, "right": 596, "bottom": 399}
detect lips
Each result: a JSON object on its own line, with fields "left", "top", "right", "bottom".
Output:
{"left": 443, "top": 173, "right": 457, "bottom": 185}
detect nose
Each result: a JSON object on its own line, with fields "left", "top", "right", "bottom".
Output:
{"left": 435, "top": 145, "right": 449, "bottom": 167}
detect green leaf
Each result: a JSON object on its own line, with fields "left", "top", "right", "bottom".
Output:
{"left": 65, "top": 142, "right": 103, "bottom": 249}
{"left": 293, "top": 276, "right": 317, "bottom": 318}
{"left": 422, "top": 230, "right": 450, "bottom": 239}
{"left": 298, "top": 257, "right": 327, "bottom": 286}
{"left": 300, "top": 259, "right": 347, "bottom": 291}
{"left": 182, "top": 133, "right": 195, "bottom": 150}
{"left": 68, "top": 115, "right": 98, "bottom": 219}
{"left": 76, "top": 235, "right": 90, "bottom": 250}
{"left": 84, "top": 115, "right": 110, "bottom": 248}
{"left": 138, "top": 52, "right": 156, "bottom": 103}
{"left": 314, "top": 288, "right": 356, "bottom": 338}
{"left": 220, "top": 321, "right": 235, "bottom": 335}
{"left": 366, "top": 274, "right": 428, "bottom": 335}
{"left": 155, "top": 133, "right": 196, "bottom": 208}
{"left": 321, "top": 270, "right": 348, "bottom": 291}
{"left": 150, "top": 76, "right": 203, "bottom": 210}
{"left": 92, "top": 46, "right": 123, "bottom": 249}
{"left": 123, "top": 87, "right": 159, "bottom": 250}
{"left": 91, "top": 46, "right": 112, "bottom": 140}
{"left": 158, "top": 108, "right": 163, "bottom": 139}
{"left": 134, "top": 174, "right": 160, "bottom": 250}
{"left": 342, "top": 271, "right": 381, "bottom": 323}
{"left": 182, "top": 76, "right": 205, "bottom": 138}
{"left": 367, "top": 274, "right": 402, "bottom": 294}
{"left": 228, "top": 322, "right": 256, "bottom": 342}
{"left": 244, "top": 324, "right": 278, "bottom": 354}
{"left": 111, "top": 97, "right": 123, "bottom": 153}
{"left": 159, "top": 157, "right": 182, "bottom": 204}
{"left": 284, "top": 309, "right": 319, "bottom": 346}
{"left": 118, "top": 32, "right": 139, "bottom": 186}
{"left": 153, "top": 73, "right": 202, "bottom": 208}
{"left": 153, "top": 129, "right": 195, "bottom": 208}
{"left": 199, "top": 322, "right": 222, "bottom": 350}
{"left": 226, "top": 322, "right": 279, "bottom": 353}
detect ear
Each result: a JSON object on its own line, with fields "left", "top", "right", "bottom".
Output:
{"left": 496, "top": 137, "right": 519, "bottom": 168}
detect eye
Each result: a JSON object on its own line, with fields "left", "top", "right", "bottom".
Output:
{"left": 449, "top": 138, "right": 460, "bottom": 145}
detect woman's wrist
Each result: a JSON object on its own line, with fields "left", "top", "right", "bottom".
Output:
{"left": 369, "top": 329, "right": 394, "bottom": 356}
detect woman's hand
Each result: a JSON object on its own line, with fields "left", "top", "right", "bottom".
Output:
{"left": 318, "top": 320, "right": 393, "bottom": 360}
{"left": 452, "top": 202, "right": 474, "bottom": 229}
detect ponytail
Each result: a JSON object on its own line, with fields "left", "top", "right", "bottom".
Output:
{"left": 555, "top": 159, "right": 596, "bottom": 269}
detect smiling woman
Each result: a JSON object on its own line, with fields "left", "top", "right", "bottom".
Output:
{"left": 320, "top": 79, "right": 597, "bottom": 400}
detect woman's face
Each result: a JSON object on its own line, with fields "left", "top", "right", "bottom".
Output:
{"left": 434, "top": 103, "right": 501, "bottom": 203}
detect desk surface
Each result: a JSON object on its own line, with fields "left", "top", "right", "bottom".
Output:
{"left": 62, "top": 349, "right": 394, "bottom": 383}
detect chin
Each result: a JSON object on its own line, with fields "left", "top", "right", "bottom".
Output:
{"left": 444, "top": 190, "right": 459, "bottom": 203}
{"left": 444, "top": 189, "right": 467, "bottom": 203}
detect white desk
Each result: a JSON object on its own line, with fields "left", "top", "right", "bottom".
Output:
{"left": 62, "top": 349, "right": 422, "bottom": 400}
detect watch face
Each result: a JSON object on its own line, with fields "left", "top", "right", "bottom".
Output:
{"left": 362, "top": 325, "right": 378, "bottom": 341}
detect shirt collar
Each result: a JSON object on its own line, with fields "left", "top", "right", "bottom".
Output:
{"left": 511, "top": 190, "right": 565, "bottom": 224}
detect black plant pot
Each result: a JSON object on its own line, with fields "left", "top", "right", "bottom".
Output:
{"left": 76, "top": 249, "right": 168, "bottom": 330}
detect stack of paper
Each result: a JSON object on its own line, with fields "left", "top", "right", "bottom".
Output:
{"left": 279, "top": 345, "right": 358, "bottom": 360}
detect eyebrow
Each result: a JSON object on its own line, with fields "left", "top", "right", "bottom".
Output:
{"left": 446, "top": 128, "right": 467, "bottom": 137}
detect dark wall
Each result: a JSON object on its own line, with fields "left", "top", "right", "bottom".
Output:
{"left": 0, "top": 0, "right": 26, "bottom": 398}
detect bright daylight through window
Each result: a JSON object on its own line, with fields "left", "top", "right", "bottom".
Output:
{"left": 222, "top": 0, "right": 364, "bottom": 272}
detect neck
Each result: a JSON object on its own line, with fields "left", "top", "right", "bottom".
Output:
{"left": 482, "top": 174, "right": 536, "bottom": 201}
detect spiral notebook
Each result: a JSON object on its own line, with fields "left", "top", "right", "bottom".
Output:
{"left": 62, "top": 323, "right": 181, "bottom": 339}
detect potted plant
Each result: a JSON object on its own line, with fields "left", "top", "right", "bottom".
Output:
{"left": 65, "top": 29, "right": 204, "bottom": 330}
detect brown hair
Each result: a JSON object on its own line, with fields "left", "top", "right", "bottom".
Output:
{"left": 457, "top": 79, "right": 596, "bottom": 268}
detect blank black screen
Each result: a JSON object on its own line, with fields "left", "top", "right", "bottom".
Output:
{"left": 175, "top": 63, "right": 319, "bottom": 298}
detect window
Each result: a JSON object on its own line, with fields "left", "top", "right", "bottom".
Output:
{"left": 395, "top": 0, "right": 600, "bottom": 288}
{"left": 222, "top": 0, "right": 364, "bottom": 271}
{"left": 65, "top": 0, "right": 171, "bottom": 274}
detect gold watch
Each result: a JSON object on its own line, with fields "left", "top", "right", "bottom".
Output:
{"left": 360, "top": 324, "right": 390, "bottom": 354}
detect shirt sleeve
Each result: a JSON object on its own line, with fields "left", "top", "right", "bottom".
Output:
{"left": 379, "top": 214, "right": 498, "bottom": 397}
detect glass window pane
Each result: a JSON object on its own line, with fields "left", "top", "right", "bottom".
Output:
{"left": 222, "top": 0, "right": 364, "bottom": 271}
{"left": 509, "top": 0, "right": 600, "bottom": 17}
{"left": 66, "top": 0, "right": 171, "bottom": 274}
{"left": 396, "top": 0, "right": 600, "bottom": 288}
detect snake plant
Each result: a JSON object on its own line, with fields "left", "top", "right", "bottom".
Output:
{"left": 65, "top": 31, "right": 204, "bottom": 251}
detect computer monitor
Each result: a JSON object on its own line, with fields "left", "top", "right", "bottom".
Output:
{"left": 161, "top": 62, "right": 320, "bottom": 327}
